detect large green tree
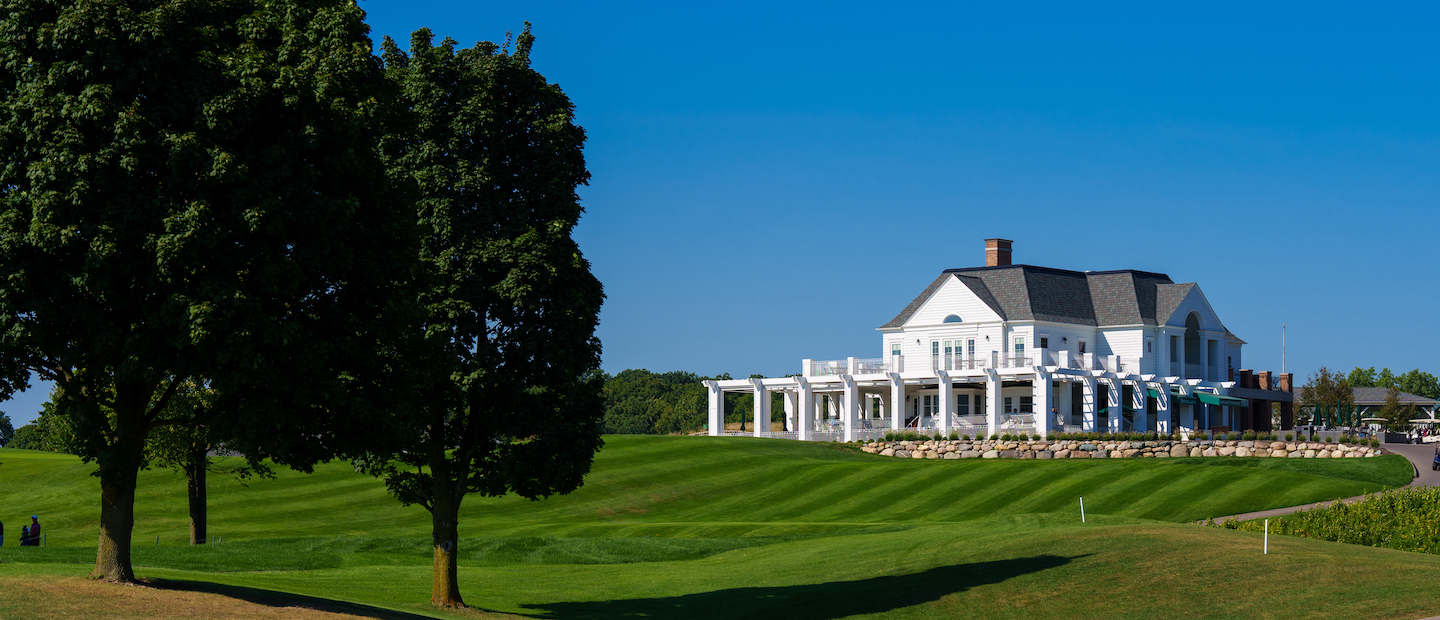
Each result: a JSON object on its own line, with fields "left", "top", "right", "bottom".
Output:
{"left": 364, "top": 26, "right": 604, "bottom": 608}
{"left": 0, "top": 0, "right": 412, "bottom": 581}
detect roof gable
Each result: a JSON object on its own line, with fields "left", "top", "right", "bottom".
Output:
{"left": 880, "top": 274, "right": 1004, "bottom": 329}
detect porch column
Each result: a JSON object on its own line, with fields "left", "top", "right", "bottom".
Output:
{"left": 984, "top": 369, "right": 1001, "bottom": 439}
{"left": 888, "top": 373, "right": 904, "bottom": 431}
{"left": 863, "top": 392, "right": 875, "bottom": 420}
{"left": 705, "top": 380, "right": 722, "bottom": 436}
{"left": 1154, "top": 382, "right": 1172, "bottom": 434}
{"left": 1200, "top": 338, "right": 1210, "bottom": 382}
{"left": 750, "top": 378, "right": 769, "bottom": 438}
{"left": 783, "top": 390, "right": 798, "bottom": 432}
{"left": 1081, "top": 376, "right": 1098, "bottom": 432}
{"left": 937, "top": 371, "right": 953, "bottom": 436}
{"left": 796, "top": 378, "right": 813, "bottom": 441}
{"left": 1034, "top": 370, "right": 1053, "bottom": 438}
{"left": 1106, "top": 380, "right": 1123, "bottom": 433}
{"left": 842, "top": 375, "right": 859, "bottom": 442}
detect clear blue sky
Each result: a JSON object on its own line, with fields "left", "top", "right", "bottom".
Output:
{"left": 8, "top": 1, "right": 1440, "bottom": 426}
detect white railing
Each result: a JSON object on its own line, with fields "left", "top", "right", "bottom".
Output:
{"left": 808, "top": 359, "right": 847, "bottom": 376}
{"left": 998, "top": 355, "right": 1032, "bottom": 369}
{"left": 806, "top": 357, "right": 895, "bottom": 376}
{"left": 1099, "top": 356, "right": 1141, "bottom": 373}
{"left": 855, "top": 358, "right": 887, "bottom": 374}
{"left": 931, "top": 355, "right": 988, "bottom": 372}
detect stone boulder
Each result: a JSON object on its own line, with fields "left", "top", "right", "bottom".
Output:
{"left": 943, "top": 452, "right": 960, "bottom": 459}
{"left": 1071, "top": 450, "right": 1090, "bottom": 458}
{"left": 983, "top": 450, "right": 999, "bottom": 459}
{"left": 1288, "top": 450, "right": 1303, "bottom": 458}
{"left": 1217, "top": 447, "right": 1236, "bottom": 456}
{"left": 1235, "top": 446, "right": 1250, "bottom": 457}
{"left": 1038, "top": 450, "right": 1053, "bottom": 459}
{"left": 895, "top": 450, "right": 912, "bottom": 458}
{"left": 1171, "top": 444, "right": 1190, "bottom": 458}
{"left": 1304, "top": 449, "right": 1316, "bottom": 458}
{"left": 880, "top": 448, "right": 895, "bottom": 457}
{"left": 1000, "top": 450, "right": 1019, "bottom": 458}
{"left": 1189, "top": 448, "right": 1204, "bottom": 457}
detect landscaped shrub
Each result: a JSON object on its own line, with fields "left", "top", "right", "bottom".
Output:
{"left": 1284, "top": 433, "right": 1293, "bottom": 441}
{"left": 1371, "top": 438, "right": 1381, "bottom": 448}
{"left": 1214, "top": 487, "right": 1440, "bottom": 556}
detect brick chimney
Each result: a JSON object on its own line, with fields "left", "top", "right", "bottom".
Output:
{"left": 985, "top": 238, "right": 1013, "bottom": 267}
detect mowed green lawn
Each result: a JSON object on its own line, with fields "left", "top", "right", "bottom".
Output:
{"left": 0, "top": 436, "right": 1433, "bottom": 619}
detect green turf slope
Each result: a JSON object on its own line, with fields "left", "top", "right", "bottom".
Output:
{"left": 0, "top": 436, "right": 1426, "bottom": 619}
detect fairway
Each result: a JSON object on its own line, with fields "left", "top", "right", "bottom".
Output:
{"left": 0, "top": 436, "right": 1434, "bottom": 619}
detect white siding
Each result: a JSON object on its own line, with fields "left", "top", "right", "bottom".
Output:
{"left": 906, "top": 277, "right": 1004, "bottom": 327}
{"left": 1097, "top": 328, "right": 1143, "bottom": 359}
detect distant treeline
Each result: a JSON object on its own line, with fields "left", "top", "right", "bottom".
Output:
{"left": 602, "top": 369, "right": 787, "bottom": 435}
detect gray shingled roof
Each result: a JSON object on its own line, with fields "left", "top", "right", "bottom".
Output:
{"left": 1292, "top": 387, "right": 1439, "bottom": 406}
{"left": 881, "top": 264, "right": 1204, "bottom": 329}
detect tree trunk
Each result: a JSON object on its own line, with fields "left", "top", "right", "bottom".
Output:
{"left": 186, "top": 446, "right": 207, "bottom": 545}
{"left": 429, "top": 450, "right": 465, "bottom": 608}
{"left": 91, "top": 438, "right": 144, "bottom": 581}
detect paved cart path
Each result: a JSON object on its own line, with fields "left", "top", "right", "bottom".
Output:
{"left": 1198, "top": 444, "right": 1435, "bottom": 524}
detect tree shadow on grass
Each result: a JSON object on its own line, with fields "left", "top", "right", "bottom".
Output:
{"left": 525, "top": 554, "right": 1084, "bottom": 620}
{"left": 153, "top": 579, "right": 443, "bottom": 620}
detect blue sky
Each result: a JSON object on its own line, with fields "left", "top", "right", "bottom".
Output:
{"left": 8, "top": 1, "right": 1440, "bottom": 426}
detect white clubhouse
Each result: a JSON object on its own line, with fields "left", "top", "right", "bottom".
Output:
{"left": 707, "top": 239, "right": 1294, "bottom": 441}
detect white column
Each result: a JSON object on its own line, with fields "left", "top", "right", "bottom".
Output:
{"left": 1132, "top": 381, "right": 1148, "bottom": 432}
{"left": 937, "top": 371, "right": 953, "bottom": 436}
{"left": 1106, "top": 380, "right": 1122, "bottom": 433}
{"left": 750, "top": 378, "right": 769, "bottom": 438}
{"left": 796, "top": 378, "right": 813, "bottom": 441}
{"left": 842, "top": 375, "right": 859, "bottom": 442}
{"left": 1200, "top": 338, "right": 1210, "bottom": 381}
{"left": 1034, "top": 371, "right": 1053, "bottom": 438}
{"left": 863, "top": 393, "right": 875, "bottom": 420}
{"left": 985, "top": 369, "right": 1001, "bottom": 439}
{"left": 888, "top": 373, "right": 904, "bottom": 431}
{"left": 1155, "top": 382, "right": 1172, "bottom": 433}
{"left": 705, "top": 381, "right": 722, "bottom": 436}
{"left": 783, "top": 390, "right": 798, "bottom": 432}
{"left": 1177, "top": 336, "right": 1186, "bottom": 379}
{"left": 1081, "top": 376, "right": 1098, "bottom": 432}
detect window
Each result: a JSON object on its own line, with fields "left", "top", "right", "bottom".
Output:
{"left": 1003, "top": 396, "right": 1013, "bottom": 413}
{"left": 967, "top": 339, "right": 975, "bottom": 357}
{"left": 957, "top": 394, "right": 970, "bottom": 416}
{"left": 1170, "top": 336, "right": 1178, "bottom": 362}
{"left": 1039, "top": 337, "right": 1049, "bottom": 349}
{"left": 1020, "top": 396, "right": 1034, "bottom": 413}
{"left": 1015, "top": 337, "right": 1025, "bottom": 360}
{"left": 1147, "top": 340, "right": 1152, "bottom": 354}
{"left": 922, "top": 394, "right": 937, "bottom": 416}
{"left": 1078, "top": 340, "right": 1087, "bottom": 354}
{"left": 943, "top": 314, "right": 962, "bottom": 323}
{"left": 891, "top": 342, "right": 902, "bottom": 357}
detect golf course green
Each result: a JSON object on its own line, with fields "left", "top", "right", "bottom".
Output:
{"left": 0, "top": 436, "right": 1436, "bottom": 619}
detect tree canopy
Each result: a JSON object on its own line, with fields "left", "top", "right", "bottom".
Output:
{"left": 0, "top": 0, "right": 414, "bottom": 581}
{"left": 364, "top": 25, "right": 604, "bottom": 608}
{"left": 1347, "top": 366, "right": 1440, "bottom": 400}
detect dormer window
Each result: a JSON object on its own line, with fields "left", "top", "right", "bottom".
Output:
{"left": 943, "top": 314, "right": 962, "bottom": 323}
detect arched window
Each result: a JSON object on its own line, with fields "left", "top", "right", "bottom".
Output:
{"left": 943, "top": 314, "right": 962, "bottom": 323}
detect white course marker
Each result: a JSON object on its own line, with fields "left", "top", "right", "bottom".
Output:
{"left": 1264, "top": 519, "right": 1269, "bottom": 554}
{"left": 1080, "top": 497, "right": 1086, "bottom": 523}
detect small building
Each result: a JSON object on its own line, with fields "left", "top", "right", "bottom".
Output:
{"left": 706, "top": 239, "right": 1294, "bottom": 441}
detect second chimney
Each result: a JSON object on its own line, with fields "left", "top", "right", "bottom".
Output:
{"left": 985, "top": 238, "right": 1013, "bottom": 267}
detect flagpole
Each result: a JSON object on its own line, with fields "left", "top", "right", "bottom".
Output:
{"left": 1282, "top": 323, "right": 1286, "bottom": 375}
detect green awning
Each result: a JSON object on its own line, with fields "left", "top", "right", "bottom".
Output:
{"left": 1196, "top": 392, "right": 1249, "bottom": 407}
{"left": 1146, "top": 388, "right": 1160, "bottom": 398}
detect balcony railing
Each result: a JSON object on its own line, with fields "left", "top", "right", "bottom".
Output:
{"left": 807, "top": 357, "right": 894, "bottom": 376}
{"left": 931, "top": 355, "right": 988, "bottom": 372}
